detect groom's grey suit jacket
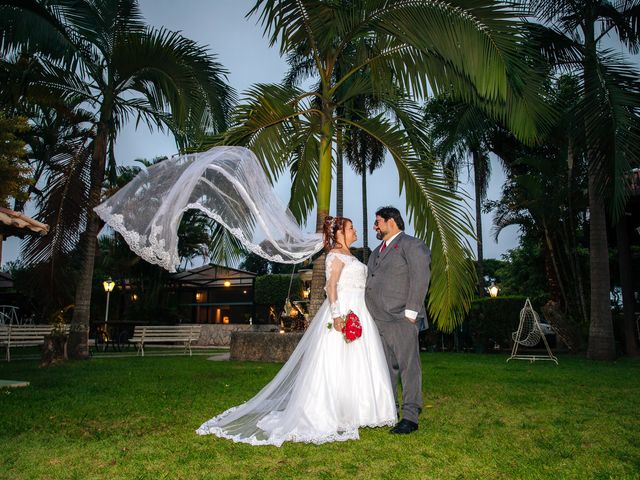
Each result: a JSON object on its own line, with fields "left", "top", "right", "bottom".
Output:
{"left": 365, "top": 232, "right": 431, "bottom": 325}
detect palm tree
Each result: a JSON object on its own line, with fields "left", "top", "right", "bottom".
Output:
{"left": 424, "top": 96, "right": 495, "bottom": 294}
{"left": 489, "top": 75, "right": 590, "bottom": 329}
{"left": 528, "top": 0, "right": 640, "bottom": 360}
{"left": 0, "top": 49, "right": 99, "bottom": 214}
{"left": 283, "top": 35, "right": 386, "bottom": 262}
{"left": 218, "top": 0, "right": 546, "bottom": 328}
{"left": 343, "top": 116, "right": 385, "bottom": 264}
{"left": 3, "top": 0, "right": 234, "bottom": 358}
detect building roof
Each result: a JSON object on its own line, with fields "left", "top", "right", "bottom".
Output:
{"left": 0, "top": 271, "right": 12, "bottom": 289}
{"left": 171, "top": 264, "right": 256, "bottom": 288}
{"left": 0, "top": 207, "right": 49, "bottom": 238}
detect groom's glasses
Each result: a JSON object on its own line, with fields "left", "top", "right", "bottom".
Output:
{"left": 374, "top": 219, "right": 386, "bottom": 226}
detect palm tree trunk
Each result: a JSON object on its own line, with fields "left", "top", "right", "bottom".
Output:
{"left": 308, "top": 115, "right": 333, "bottom": 318}
{"left": 616, "top": 214, "right": 638, "bottom": 356}
{"left": 472, "top": 150, "right": 484, "bottom": 294}
{"left": 542, "top": 222, "right": 569, "bottom": 308}
{"left": 584, "top": 25, "right": 616, "bottom": 361}
{"left": 67, "top": 123, "right": 108, "bottom": 359}
{"left": 336, "top": 127, "right": 343, "bottom": 217}
{"left": 586, "top": 171, "right": 615, "bottom": 360}
{"left": 565, "top": 141, "right": 589, "bottom": 325}
{"left": 361, "top": 160, "right": 369, "bottom": 264}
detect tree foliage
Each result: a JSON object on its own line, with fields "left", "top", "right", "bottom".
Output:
{"left": 0, "top": 114, "right": 31, "bottom": 207}
{"left": 210, "top": 0, "right": 551, "bottom": 331}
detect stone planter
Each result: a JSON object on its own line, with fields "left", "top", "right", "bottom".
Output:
{"left": 230, "top": 331, "right": 304, "bottom": 362}
{"left": 195, "top": 324, "right": 277, "bottom": 347}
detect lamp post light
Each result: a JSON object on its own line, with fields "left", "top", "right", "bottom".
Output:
{"left": 102, "top": 277, "right": 115, "bottom": 324}
{"left": 487, "top": 282, "right": 500, "bottom": 298}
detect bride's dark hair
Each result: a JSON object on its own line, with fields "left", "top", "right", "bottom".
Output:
{"left": 323, "top": 216, "right": 352, "bottom": 252}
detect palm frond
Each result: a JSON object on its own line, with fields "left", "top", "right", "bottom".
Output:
{"left": 338, "top": 106, "right": 477, "bottom": 331}
{"left": 249, "top": 0, "right": 327, "bottom": 62}
{"left": 21, "top": 138, "right": 92, "bottom": 266}
{"left": 288, "top": 125, "right": 320, "bottom": 223}
{"left": 0, "top": 0, "right": 77, "bottom": 60}
{"left": 110, "top": 27, "right": 235, "bottom": 149}
{"left": 203, "top": 221, "right": 246, "bottom": 266}
{"left": 597, "top": 0, "right": 640, "bottom": 52}
{"left": 580, "top": 49, "right": 640, "bottom": 219}
{"left": 216, "top": 83, "right": 321, "bottom": 183}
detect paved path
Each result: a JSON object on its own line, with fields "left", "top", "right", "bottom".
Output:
{"left": 0, "top": 379, "right": 29, "bottom": 388}
{"left": 207, "top": 352, "right": 230, "bottom": 361}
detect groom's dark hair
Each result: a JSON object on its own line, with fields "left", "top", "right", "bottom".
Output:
{"left": 375, "top": 206, "right": 405, "bottom": 230}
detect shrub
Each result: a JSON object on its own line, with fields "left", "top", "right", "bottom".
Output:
{"left": 254, "top": 274, "right": 302, "bottom": 311}
{"left": 467, "top": 296, "right": 531, "bottom": 350}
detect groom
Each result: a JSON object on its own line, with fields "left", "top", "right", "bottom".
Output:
{"left": 365, "top": 206, "right": 431, "bottom": 434}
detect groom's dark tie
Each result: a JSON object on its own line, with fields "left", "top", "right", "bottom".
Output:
{"left": 380, "top": 241, "right": 387, "bottom": 253}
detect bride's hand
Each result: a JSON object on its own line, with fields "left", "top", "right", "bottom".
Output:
{"left": 332, "top": 317, "right": 344, "bottom": 331}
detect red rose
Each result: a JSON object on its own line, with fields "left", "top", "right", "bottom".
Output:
{"left": 340, "top": 311, "right": 362, "bottom": 343}
{"left": 344, "top": 328, "right": 358, "bottom": 342}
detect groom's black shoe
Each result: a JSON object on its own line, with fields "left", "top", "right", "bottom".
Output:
{"left": 390, "top": 419, "right": 418, "bottom": 434}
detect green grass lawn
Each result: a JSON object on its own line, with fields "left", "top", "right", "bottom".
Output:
{"left": 1, "top": 353, "right": 638, "bottom": 480}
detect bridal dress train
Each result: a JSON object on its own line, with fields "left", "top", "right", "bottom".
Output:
{"left": 196, "top": 252, "right": 397, "bottom": 446}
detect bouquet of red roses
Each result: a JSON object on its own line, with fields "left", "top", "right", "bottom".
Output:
{"left": 327, "top": 310, "right": 362, "bottom": 343}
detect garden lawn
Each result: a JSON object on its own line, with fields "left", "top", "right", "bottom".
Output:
{"left": 0, "top": 353, "right": 638, "bottom": 480}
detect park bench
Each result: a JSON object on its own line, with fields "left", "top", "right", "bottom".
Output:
{"left": 0, "top": 324, "right": 70, "bottom": 361}
{"left": 129, "top": 324, "right": 202, "bottom": 357}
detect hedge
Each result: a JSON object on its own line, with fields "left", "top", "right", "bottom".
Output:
{"left": 254, "top": 274, "right": 303, "bottom": 309}
{"left": 467, "top": 295, "right": 532, "bottom": 349}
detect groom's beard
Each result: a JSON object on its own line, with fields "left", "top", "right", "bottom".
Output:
{"left": 375, "top": 231, "right": 383, "bottom": 241}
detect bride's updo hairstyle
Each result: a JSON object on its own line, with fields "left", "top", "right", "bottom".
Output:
{"left": 323, "top": 216, "right": 352, "bottom": 252}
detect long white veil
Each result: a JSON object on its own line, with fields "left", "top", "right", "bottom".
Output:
{"left": 94, "top": 146, "right": 323, "bottom": 272}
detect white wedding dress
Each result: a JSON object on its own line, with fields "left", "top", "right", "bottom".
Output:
{"left": 196, "top": 252, "right": 397, "bottom": 446}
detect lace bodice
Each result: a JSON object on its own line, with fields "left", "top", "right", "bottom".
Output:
{"left": 325, "top": 252, "right": 367, "bottom": 291}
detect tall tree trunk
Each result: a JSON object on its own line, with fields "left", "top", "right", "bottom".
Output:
{"left": 67, "top": 123, "right": 108, "bottom": 359}
{"left": 586, "top": 171, "right": 615, "bottom": 360}
{"left": 542, "top": 222, "right": 569, "bottom": 307}
{"left": 616, "top": 213, "right": 639, "bottom": 356}
{"left": 472, "top": 150, "right": 484, "bottom": 294}
{"left": 336, "top": 127, "right": 343, "bottom": 217}
{"left": 309, "top": 114, "right": 333, "bottom": 318}
{"left": 584, "top": 24, "right": 616, "bottom": 361}
{"left": 565, "top": 141, "right": 589, "bottom": 325}
{"left": 361, "top": 159, "right": 369, "bottom": 264}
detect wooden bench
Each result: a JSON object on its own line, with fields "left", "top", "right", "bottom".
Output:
{"left": 129, "top": 325, "right": 202, "bottom": 357}
{"left": 0, "top": 324, "right": 70, "bottom": 361}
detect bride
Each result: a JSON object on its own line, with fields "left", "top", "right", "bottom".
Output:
{"left": 196, "top": 215, "right": 396, "bottom": 446}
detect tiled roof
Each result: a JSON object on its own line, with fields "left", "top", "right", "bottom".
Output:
{"left": 0, "top": 207, "right": 49, "bottom": 238}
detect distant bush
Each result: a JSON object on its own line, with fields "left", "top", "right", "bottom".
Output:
{"left": 254, "top": 274, "right": 303, "bottom": 310}
{"left": 467, "top": 296, "right": 531, "bottom": 351}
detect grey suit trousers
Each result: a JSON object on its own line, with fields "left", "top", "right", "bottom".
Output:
{"left": 376, "top": 319, "right": 422, "bottom": 423}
